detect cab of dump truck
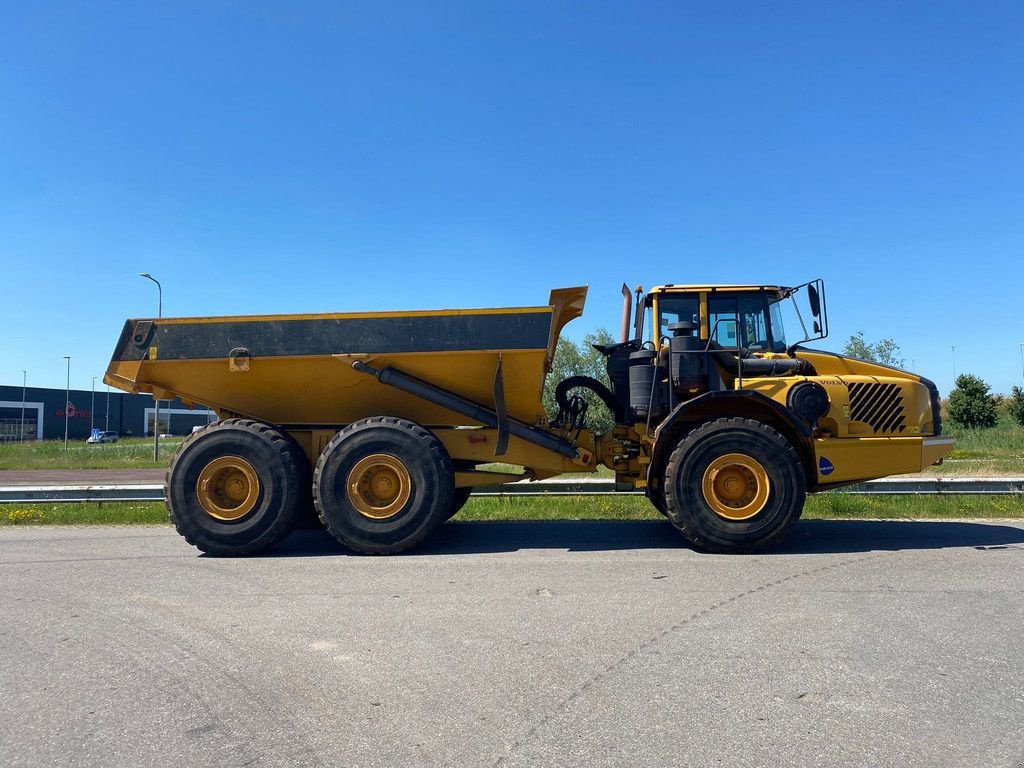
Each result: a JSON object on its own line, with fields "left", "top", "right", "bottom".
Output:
{"left": 641, "top": 280, "right": 943, "bottom": 443}
{"left": 648, "top": 282, "right": 817, "bottom": 353}
{"left": 589, "top": 278, "right": 950, "bottom": 506}
{"left": 593, "top": 280, "right": 829, "bottom": 430}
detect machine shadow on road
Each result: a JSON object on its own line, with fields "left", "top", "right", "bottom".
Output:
{"left": 259, "top": 518, "right": 1024, "bottom": 558}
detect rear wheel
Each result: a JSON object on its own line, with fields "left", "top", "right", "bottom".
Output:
{"left": 314, "top": 417, "right": 454, "bottom": 554}
{"left": 663, "top": 417, "right": 806, "bottom": 553}
{"left": 165, "top": 419, "right": 309, "bottom": 556}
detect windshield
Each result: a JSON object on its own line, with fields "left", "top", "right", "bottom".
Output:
{"left": 769, "top": 299, "right": 787, "bottom": 350}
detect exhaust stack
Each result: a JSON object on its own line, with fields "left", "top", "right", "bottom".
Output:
{"left": 620, "top": 283, "right": 632, "bottom": 342}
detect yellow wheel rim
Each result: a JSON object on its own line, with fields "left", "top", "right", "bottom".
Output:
{"left": 347, "top": 454, "right": 412, "bottom": 520}
{"left": 196, "top": 455, "right": 261, "bottom": 521}
{"left": 701, "top": 453, "right": 771, "bottom": 521}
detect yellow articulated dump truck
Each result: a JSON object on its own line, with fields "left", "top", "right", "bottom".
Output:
{"left": 104, "top": 279, "right": 953, "bottom": 556}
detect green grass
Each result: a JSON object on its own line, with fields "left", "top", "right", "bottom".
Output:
{"left": 458, "top": 494, "right": 1024, "bottom": 521}
{"left": 0, "top": 437, "right": 183, "bottom": 471}
{"left": 0, "top": 502, "right": 170, "bottom": 525}
{"left": 920, "top": 419, "right": 1024, "bottom": 476}
{"left": 801, "top": 493, "right": 1024, "bottom": 519}
{"left": 2, "top": 494, "right": 1023, "bottom": 527}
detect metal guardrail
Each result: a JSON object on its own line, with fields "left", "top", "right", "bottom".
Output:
{"left": 0, "top": 485, "right": 167, "bottom": 503}
{"left": 1, "top": 477, "right": 1023, "bottom": 504}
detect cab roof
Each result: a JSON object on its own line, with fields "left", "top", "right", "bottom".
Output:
{"left": 648, "top": 284, "right": 791, "bottom": 297}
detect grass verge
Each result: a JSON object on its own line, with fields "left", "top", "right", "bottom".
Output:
{"left": 1, "top": 494, "right": 1023, "bottom": 526}
{"left": 0, "top": 438, "right": 183, "bottom": 471}
{"left": 1, "top": 502, "right": 170, "bottom": 526}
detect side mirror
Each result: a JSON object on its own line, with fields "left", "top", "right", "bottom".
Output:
{"left": 808, "top": 284, "right": 821, "bottom": 317}
{"left": 813, "top": 320, "right": 821, "bottom": 334}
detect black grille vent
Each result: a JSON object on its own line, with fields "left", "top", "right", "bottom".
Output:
{"left": 848, "top": 382, "right": 906, "bottom": 433}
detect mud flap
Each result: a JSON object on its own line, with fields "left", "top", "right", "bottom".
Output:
{"left": 493, "top": 354, "right": 509, "bottom": 457}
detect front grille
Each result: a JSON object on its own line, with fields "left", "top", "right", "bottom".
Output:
{"left": 848, "top": 382, "right": 906, "bottom": 433}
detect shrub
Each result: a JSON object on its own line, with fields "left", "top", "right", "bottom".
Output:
{"left": 947, "top": 374, "right": 999, "bottom": 429}
{"left": 1008, "top": 386, "right": 1024, "bottom": 427}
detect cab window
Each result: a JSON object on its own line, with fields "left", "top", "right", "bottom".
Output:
{"left": 768, "top": 299, "right": 787, "bottom": 351}
{"left": 707, "top": 293, "right": 775, "bottom": 351}
{"left": 656, "top": 295, "right": 700, "bottom": 341}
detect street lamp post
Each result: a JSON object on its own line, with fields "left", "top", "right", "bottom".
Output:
{"left": 63, "top": 356, "right": 71, "bottom": 451}
{"left": 91, "top": 376, "right": 96, "bottom": 434}
{"left": 951, "top": 345, "right": 957, "bottom": 380}
{"left": 106, "top": 385, "right": 111, "bottom": 432}
{"left": 139, "top": 273, "right": 162, "bottom": 460}
{"left": 20, "top": 370, "right": 26, "bottom": 443}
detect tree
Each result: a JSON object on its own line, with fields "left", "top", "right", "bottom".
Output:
{"left": 947, "top": 374, "right": 999, "bottom": 429}
{"left": 543, "top": 328, "right": 616, "bottom": 433}
{"left": 841, "top": 331, "right": 905, "bottom": 368}
{"left": 1008, "top": 386, "right": 1024, "bottom": 427}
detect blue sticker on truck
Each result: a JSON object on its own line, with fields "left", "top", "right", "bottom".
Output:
{"left": 819, "top": 457, "right": 835, "bottom": 476}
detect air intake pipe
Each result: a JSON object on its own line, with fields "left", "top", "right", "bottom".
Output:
{"left": 719, "top": 354, "right": 813, "bottom": 377}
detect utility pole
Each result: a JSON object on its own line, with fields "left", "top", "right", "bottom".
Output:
{"left": 951, "top": 345, "right": 957, "bottom": 380}
{"left": 106, "top": 385, "right": 111, "bottom": 431}
{"left": 63, "top": 356, "right": 71, "bottom": 451}
{"left": 139, "top": 273, "right": 162, "bottom": 459}
{"left": 91, "top": 376, "right": 96, "bottom": 433}
{"left": 19, "top": 372, "right": 26, "bottom": 444}
{"left": 20, "top": 370, "right": 26, "bottom": 443}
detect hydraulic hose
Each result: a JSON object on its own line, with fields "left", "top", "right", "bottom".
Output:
{"left": 552, "top": 376, "right": 624, "bottom": 426}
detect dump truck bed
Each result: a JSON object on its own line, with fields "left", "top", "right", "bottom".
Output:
{"left": 104, "top": 288, "right": 587, "bottom": 428}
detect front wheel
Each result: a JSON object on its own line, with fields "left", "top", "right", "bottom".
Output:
{"left": 663, "top": 417, "right": 806, "bottom": 553}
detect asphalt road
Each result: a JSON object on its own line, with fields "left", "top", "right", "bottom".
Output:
{"left": 2, "top": 520, "right": 1023, "bottom": 768}
{"left": 0, "top": 469, "right": 166, "bottom": 485}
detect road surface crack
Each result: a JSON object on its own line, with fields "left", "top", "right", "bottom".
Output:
{"left": 492, "top": 552, "right": 883, "bottom": 767}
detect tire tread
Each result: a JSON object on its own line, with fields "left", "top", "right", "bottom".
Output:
{"left": 165, "top": 418, "right": 307, "bottom": 556}
{"left": 312, "top": 416, "right": 453, "bottom": 554}
{"left": 663, "top": 416, "right": 806, "bottom": 553}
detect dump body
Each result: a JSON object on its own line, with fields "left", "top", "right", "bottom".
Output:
{"left": 104, "top": 288, "right": 587, "bottom": 430}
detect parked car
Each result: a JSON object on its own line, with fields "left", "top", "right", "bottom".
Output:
{"left": 86, "top": 430, "right": 119, "bottom": 444}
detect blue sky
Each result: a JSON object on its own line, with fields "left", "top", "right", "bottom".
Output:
{"left": 1, "top": 1, "right": 1022, "bottom": 397}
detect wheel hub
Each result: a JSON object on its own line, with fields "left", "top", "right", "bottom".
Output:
{"left": 701, "top": 453, "right": 771, "bottom": 521}
{"left": 196, "top": 455, "right": 261, "bottom": 521}
{"left": 347, "top": 454, "right": 412, "bottom": 520}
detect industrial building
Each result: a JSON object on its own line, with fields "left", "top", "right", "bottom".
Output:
{"left": 0, "top": 384, "right": 215, "bottom": 441}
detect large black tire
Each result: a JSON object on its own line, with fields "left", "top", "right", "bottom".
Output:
{"left": 313, "top": 417, "right": 454, "bottom": 554}
{"left": 646, "top": 476, "right": 669, "bottom": 518}
{"left": 663, "top": 417, "right": 806, "bottom": 553}
{"left": 165, "top": 419, "right": 310, "bottom": 556}
{"left": 445, "top": 487, "right": 473, "bottom": 520}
